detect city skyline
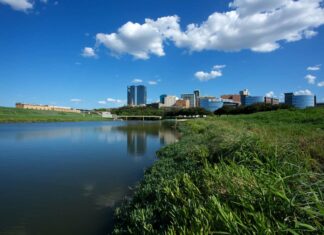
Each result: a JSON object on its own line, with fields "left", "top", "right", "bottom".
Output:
{"left": 1, "top": 0, "right": 324, "bottom": 109}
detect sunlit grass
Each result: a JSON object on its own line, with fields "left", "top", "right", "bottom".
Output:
{"left": 113, "top": 107, "right": 324, "bottom": 234}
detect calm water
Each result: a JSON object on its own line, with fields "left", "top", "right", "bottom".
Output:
{"left": 0, "top": 121, "right": 178, "bottom": 235}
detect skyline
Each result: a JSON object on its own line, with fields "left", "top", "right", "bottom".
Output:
{"left": 0, "top": 0, "right": 324, "bottom": 109}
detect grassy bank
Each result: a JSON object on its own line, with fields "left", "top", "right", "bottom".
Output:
{"left": 0, "top": 107, "right": 107, "bottom": 123}
{"left": 113, "top": 108, "right": 324, "bottom": 234}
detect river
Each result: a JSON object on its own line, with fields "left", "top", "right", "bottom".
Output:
{"left": 0, "top": 121, "right": 178, "bottom": 235}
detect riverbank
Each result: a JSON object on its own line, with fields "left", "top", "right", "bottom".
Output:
{"left": 113, "top": 107, "right": 324, "bottom": 234}
{"left": 0, "top": 107, "right": 108, "bottom": 123}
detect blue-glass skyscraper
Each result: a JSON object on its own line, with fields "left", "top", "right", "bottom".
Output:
{"left": 127, "top": 85, "right": 147, "bottom": 106}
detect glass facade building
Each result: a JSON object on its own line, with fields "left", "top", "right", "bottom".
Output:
{"left": 243, "top": 96, "right": 264, "bottom": 106}
{"left": 199, "top": 97, "right": 224, "bottom": 112}
{"left": 137, "top": 85, "right": 147, "bottom": 105}
{"left": 292, "top": 95, "right": 315, "bottom": 109}
{"left": 181, "top": 94, "right": 196, "bottom": 107}
{"left": 127, "top": 85, "right": 147, "bottom": 106}
{"left": 160, "top": 94, "right": 167, "bottom": 104}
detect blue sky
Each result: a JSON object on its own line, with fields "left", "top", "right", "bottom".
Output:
{"left": 0, "top": 0, "right": 323, "bottom": 109}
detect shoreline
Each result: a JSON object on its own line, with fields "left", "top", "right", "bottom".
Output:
{"left": 112, "top": 108, "right": 324, "bottom": 234}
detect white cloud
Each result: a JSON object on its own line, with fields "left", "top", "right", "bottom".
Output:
{"left": 294, "top": 89, "right": 313, "bottom": 95}
{"left": 132, "top": 79, "right": 143, "bottom": 83}
{"left": 148, "top": 80, "right": 158, "bottom": 85}
{"left": 40, "top": 0, "right": 48, "bottom": 3}
{"left": 307, "top": 64, "right": 321, "bottom": 71}
{"left": 305, "top": 74, "right": 316, "bottom": 84}
{"left": 318, "top": 81, "right": 324, "bottom": 87}
{"left": 90, "top": 0, "right": 324, "bottom": 59}
{"left": 265, "top": 91, "right": 275, "bottom": 97}
{"left": 0, "top": 0, "right": 33, "bottom": 11}
{"left": 195, "top": 65, "right": 225, "bottom": 81}
{"left": 98, "top": 100, "right": 107, "bottom": 105}
{"left": 70, "top": 98, "right": 82, "bottom": 103}
{"left": 82, "top": 47, "right": 96, "bottom": 58}
{"left": 107, "top": 98, "right": 125, "bottom": 104}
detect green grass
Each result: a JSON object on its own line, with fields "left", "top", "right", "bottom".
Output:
{"left": 0, "top": 106, "right": 108, "bottom": 123}
{"left": 113, "top": 107, "right": 324, "bottom": 234}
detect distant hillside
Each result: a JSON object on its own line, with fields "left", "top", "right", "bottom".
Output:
{"left": 0, "top": 107, "right": 107, "bottom": 123}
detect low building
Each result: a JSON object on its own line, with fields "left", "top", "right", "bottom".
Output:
{"left": 16, "top": 103, "right": 81, "bottom": 113}
{"left": 264, "top": 97, "right": 280, "bottom": 105}
{"left": 284, "top": 93, "right": 315, "bottom": 109}
{"left": 174, "top": 99, "right": 190, "bottom": 108}
{"left": 292, "top": 95, "right": 315, "bottom": 109}
{"left": 242, "top": 96, "right": 264, "bottom": 106}
{"left": 221, "top": 94, "right": 241, "bottom": 104}
{"left": 199, "top": 97, "right": 223, "bottom": 112}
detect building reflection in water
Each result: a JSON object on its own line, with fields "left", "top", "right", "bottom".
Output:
{"left": 113, "top": 121, "right": 178, "bottom": 157}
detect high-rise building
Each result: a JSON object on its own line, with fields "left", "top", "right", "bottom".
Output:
{"left": 127, "top": 85, "right": 147, "bottom": 106}
{"left": 127, "top": 86, "right": 136, "bottom": 106}
{"left": 137, "top": 85, "right": 147, "bottom": 105}
{"left": 194, "top": 90, "right": 200, "bottom": 107}
{"left": 284, "top": 93, "right": 294, "bottom": 106}
{"left": 181, "top": 94, "right": 196, "bottom": 107}
{"left": 160, "top": 94, "right": 167, "bottom": 104}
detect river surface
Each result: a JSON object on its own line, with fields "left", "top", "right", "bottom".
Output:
{"left": 0, "top": 121, "right": 178, "bottom": 235}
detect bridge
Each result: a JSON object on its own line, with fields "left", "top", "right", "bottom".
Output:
{"left": 117, "top": 115, "right": 162, "bottom": 120}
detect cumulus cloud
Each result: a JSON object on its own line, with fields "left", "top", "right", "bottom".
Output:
{"left": 307, "top": 64, "right": 321, "bottom": 71}
{"left": 305, "top": 74, "right": 317, "bottom": 84}
{"left": 90, "top": 0, "right": 324, "bottom": 59}
{"left": 132, "top": 79, "right": 143, "bottom": 83}
{"left": 318, "top": 81, "right": 324, "bottom": 87}
{"left": 195, "top": 65, "right": 225, "bottom": 81}
{"left": 0, "top": 0, "right": 33, "bottom": 11}
{"left": 82, "top": 47, "right": 96, "bottom": 58}
{"left": 294, "top": 89, "right": 313, "bottom": 95}
{"left": 265, "top": 91, "right": 275, "bottom": 97}
{"left": 70, "top": 98, "right": 82, "bottom": 103}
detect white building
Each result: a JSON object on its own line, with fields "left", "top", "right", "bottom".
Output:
{"left": 164, "top": 96, "right": 177, "bottom": 107}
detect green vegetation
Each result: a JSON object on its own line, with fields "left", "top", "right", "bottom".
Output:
{"left": 111, "top": 106, "right": 165, "bottom": 116}
{"left": 215, "top": 103, "right": 292, "bottom": 115}
{"left": 113, "top": 108, "right": 324, "bottom": 234}
{"left": 0, "top": 107, "right": 107, "bottom": 123}
{"left": 108, "top": 106, "right": 212, "bottom": 118}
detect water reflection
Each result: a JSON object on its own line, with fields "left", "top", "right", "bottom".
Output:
{"left": 0, "top": 121, "right": 178, "bottom": 235}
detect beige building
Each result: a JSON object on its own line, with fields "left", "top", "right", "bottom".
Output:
{"left": 16, "top": 103, "right": 81, "bottom": 113}
{"left": 163, "top": 96, "right": 177, "bottom": 107}
{"left": 173, "top": 99, "right": 190, "bottom": 108}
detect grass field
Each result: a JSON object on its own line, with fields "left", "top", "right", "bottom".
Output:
{"left": 0, "top": 107, "right": 107, "bottom": 123}
{"left": 113, "top": 107, "right": 324, "bottom": 234}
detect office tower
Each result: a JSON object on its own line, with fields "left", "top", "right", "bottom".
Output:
{"left": 239, "top": 89, "right": 250, "bottom": 106}
{"left": 194, "top": 90, "right": 200, "bottom": 107}
{"left": 160, "top": 94, "right": 167, "bottom": 104}
{"left": 137, "top": 85, "right": 147, "bottom": 105}
{"left": 127, "top": 85, "right": 147, "bottom": 106}
{"left": 127, "top": 86, "right": 136, "bottom": 106}
{"left": 181, "top": 94, "right": 196, "bottom": 107}
{"left": 284, "top": 93, "right": 294, "bottom": 106}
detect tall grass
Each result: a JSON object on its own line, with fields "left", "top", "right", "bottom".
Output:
{"left": 113, "top": 108, "right": 324, "bottom": 234}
